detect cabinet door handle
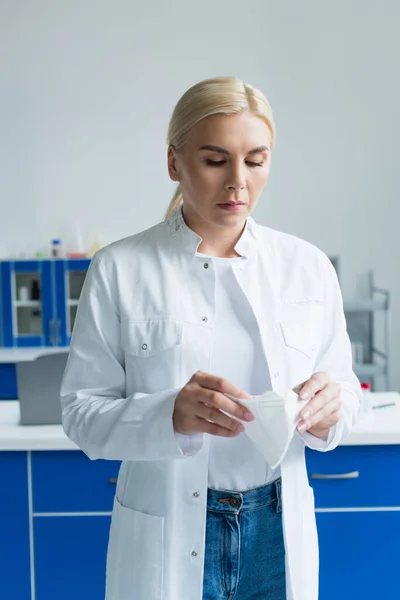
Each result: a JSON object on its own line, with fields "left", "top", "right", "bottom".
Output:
{"left": 109, "top": 477, "right": 118, "bottom": 484}
{"left": 311, "top": 471, "right": 359, "bottom": 480}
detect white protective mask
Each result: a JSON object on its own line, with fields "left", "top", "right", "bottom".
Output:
{"left": 227, "top": 390, "right": 308, "bottom": 469}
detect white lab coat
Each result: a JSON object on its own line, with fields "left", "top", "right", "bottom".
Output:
{"left": 61, "top": 209, "right": 361, "bottom": 600}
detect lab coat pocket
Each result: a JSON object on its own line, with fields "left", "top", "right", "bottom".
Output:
{"left": 280, "top": 321, "right": 320, "bottom": 385}
{"left": 106, "top": 496, "right": 164, "bottom": 600}
{"left": 121, "top": 319, "right": 183, "bottom": 393}
{"left": 280, "top": 323, "right": 317, "bottom": 360}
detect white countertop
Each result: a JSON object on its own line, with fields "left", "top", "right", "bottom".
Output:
{"left": 341, "top": 392, "right": 400, "bottom": 446}
{"left": 0, "top": 393, "right": 399, "bottom": 451}
{"left": 0, "top": 347, "right": 69, "bottom": 363}
{"left": 0, "top": 402, "right": 77, "bottom": 450}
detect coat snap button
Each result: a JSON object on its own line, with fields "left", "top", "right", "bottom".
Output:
{"left": 193, "top": 492, "right": 199, "bottom": 498}
{"left": 191, "top": 551, "right": 198, "bottom": 557}
{"left": 203, "top": 263, "right": 209, "bottom": 269}
{"left": 141, "top": 344, "right": 148, "bottom": 350}
{"left": 202, "top": 316, "right": 208, "bottom": 322}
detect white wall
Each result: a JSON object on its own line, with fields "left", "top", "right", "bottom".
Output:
{"left": 1, "top": 1, "right": 399, "bottom": 389}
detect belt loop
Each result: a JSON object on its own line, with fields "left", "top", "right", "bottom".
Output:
{"left": 274, "top": 478, "right": 282, "bottom": 514}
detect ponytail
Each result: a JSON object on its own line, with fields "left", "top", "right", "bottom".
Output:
{"left": 164, "top": 185, "right": 183, "bottom": 220}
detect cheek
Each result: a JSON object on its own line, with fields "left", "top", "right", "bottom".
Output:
{"left": 248, "top": 169, "right": 270, "bottom": 196}
{"left": 186, "top": 167, "right": 223, "bottom": 195}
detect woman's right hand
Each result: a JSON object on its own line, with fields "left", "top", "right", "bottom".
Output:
{"left": 173, "top": 371, "right": 254, "bottom": 437}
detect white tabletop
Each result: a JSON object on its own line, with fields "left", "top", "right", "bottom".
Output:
{"left": 0, "top": 347, "right": 69, "bottom": 363}
{"left": 0, "top": 402, "right": 77, "bottom": 450}
{"left": 342, "top": 392, "right": 400, "bottom": 445}
{"left": 0, "top": 392, "right": 398, "bottom": 452}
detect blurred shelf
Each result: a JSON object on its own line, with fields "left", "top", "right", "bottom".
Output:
{"left": 67, "top": 300, "right": 79, "bottom": 307}
{"left": 13, "top": 301, "right": 41, "bottom": 308}
{"left": 354, "top": 363, "right": 387, "bottom": 378}
{"left": 344, "top": 298, "right": 387, "bottom": 312}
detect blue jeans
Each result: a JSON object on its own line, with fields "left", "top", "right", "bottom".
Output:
{"left": 202, "top": 479, "right": 286, "bottom": 600}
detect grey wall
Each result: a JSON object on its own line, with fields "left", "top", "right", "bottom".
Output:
{"left": 1, "top": 1, "right": 399, "bottom": 389}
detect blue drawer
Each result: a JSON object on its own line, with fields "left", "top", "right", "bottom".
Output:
{"left": 32, "top": 451, "right": 121, "bottom": 513}
{"left": 306, "top": 445, "right": 400, "bottom": 508}
{"left": 0, "top": 364, "right": 18, "bottom": 399}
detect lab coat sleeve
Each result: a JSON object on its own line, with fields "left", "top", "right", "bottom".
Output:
{"left": 299, "top": 252, "right": 362, "bottom": 452}
{"left": 60, "top": 252, "right": 200, "bottom": 462}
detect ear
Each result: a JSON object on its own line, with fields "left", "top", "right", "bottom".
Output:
{"left": 168, "top": 146, "right": 180, "bottom": 182}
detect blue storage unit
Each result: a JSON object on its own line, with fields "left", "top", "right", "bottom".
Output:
{"left": 34, "top": 514, "right": 112, "bottom": 600}
{"left": 0, "top": 259, "right": 90, "bottom": 400}
{"left": 0, "top": 260, "right": 54, "bottom": 347}
{"left": 306, "top": 445, "right": 400, "bottom": 600}
{"left": 0, "top": 258, "right": 90, "bottom": 349}
{"left": 54, "top": 259, "right": 90, "bottom": 346}
{"left": 0, "top": 449, "right": 120, "bottom": 600}
{"left": 0, "top": 363, "right": 18, "bottom": 399}
{"left": 0, "top": 452, "right": 31, "bottom": 599}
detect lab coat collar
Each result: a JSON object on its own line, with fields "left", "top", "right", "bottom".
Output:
{"left": 168, "top": 205, "right": 259, "bottom": 258}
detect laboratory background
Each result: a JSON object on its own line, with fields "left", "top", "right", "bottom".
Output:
{"left": 0, "top": 1, "right": 399, "bottom": 599}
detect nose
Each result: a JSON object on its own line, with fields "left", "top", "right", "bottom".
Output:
{"left": 224, "top": 165, "right": 246, "bottom": 192}
{"left": 225, "top": 183, "right": 245, "bottom": 192}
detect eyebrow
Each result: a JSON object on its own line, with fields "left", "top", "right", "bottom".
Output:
{"left": 198, "top": 144, "right": 270, "bottom": 155}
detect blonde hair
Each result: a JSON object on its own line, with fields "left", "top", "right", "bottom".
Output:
{"left": 165, "top": 76, "right": 276, "bottom": 220}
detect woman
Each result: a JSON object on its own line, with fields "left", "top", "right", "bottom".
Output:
{"left": 61, "top": 77, "right": 361, "bottom": 600}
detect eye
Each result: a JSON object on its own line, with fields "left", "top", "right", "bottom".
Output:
{"left": 205, "top": 159, "right": 226, "bottom": 167}
{"left": 246, "top": 160, "right": 264, "bottom": 167}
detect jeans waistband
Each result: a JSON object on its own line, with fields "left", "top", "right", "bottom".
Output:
{"left": 207, "top": 478, "right": 282, "bottom": 514}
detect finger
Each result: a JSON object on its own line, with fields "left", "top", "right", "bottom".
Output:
{"left": 298, "top": 396, "right": 341, "bottom": 432}
{"left": 197, "top": 402, "right": 246, "bottom": 434}
{"left": 297, "top": 371, "right": 331, "bottom": 401}
{"left": 193, "top": 372, "right": 251, "bottom": 400}
{"left": 193, "top": 416, "right": 243, "bottom": 438}
{"left": 300, "top": 382, "right": 340, "bottom": 421}
{"left": 202, "top": 389, "right": 254, "bottom": 422}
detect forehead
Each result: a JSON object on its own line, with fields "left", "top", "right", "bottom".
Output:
{"left": 187, "top": 112, "right": 272, "bottom": 151}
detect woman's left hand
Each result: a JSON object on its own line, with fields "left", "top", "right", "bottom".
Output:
{"left": 294, "top": 372, "right": 341, "bottom": 439}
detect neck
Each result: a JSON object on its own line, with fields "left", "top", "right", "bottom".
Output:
{"left": 182, "top": 207, "right": 245, "bottom": 258}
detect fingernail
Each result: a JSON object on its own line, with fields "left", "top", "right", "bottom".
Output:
{"left": 300, "top": 391, "right": 310, "bottom": 400}
{"left": 302, "top": 409, "right": 311, "bottom": 420}
{"left": 298, "top": 422, "right": 307, "bottom": 433}
{"left": 244, "top": 411, "right": 254, "bottom": 421}
{"left": 236, "top": 423, "right": 245, "bottom": 433}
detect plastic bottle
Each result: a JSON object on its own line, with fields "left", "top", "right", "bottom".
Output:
{"left": 31, "top": 280, "right": 40, "bottom": 301}
{"left": 360, "top": 382, "right": 372, "bottom": 415}
{"left": 51, "top": 239, "right": 63, "bottom": 258}
{"left": 18, "top": 286, "right": 29, "bottom": 302}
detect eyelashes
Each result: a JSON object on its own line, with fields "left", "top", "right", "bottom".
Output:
{"left": 205, "top": 159, "right": 264, "bottom": 168}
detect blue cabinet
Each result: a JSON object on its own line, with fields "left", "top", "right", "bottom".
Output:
{"left": 54, "top": 259, "right": 90, "bottom": 346}
{"left": 0, "top": 260, "right": 54, "bottom": 347}
{"left": 32, "top": 450, "right": 120, "bottom": 513}
{"left": 306, "top": 445, "right": 400, "bottom": 600}
{"left": 0, "top": 259, "right": 90, "bottom": 349}
{"left": 0, "top": 449, "right": 120, "bottom": 600}
{"left": 34, "top": 515, "right": 111, "bottom": 600}
{"left": 316, "top": 511, "right": 400, "bottom": 600}
{"left": 0, "top": 452, "right": 31, "bottom": 599}
{"left": 0, "top": 363, "right": 18, "bottom": 399}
